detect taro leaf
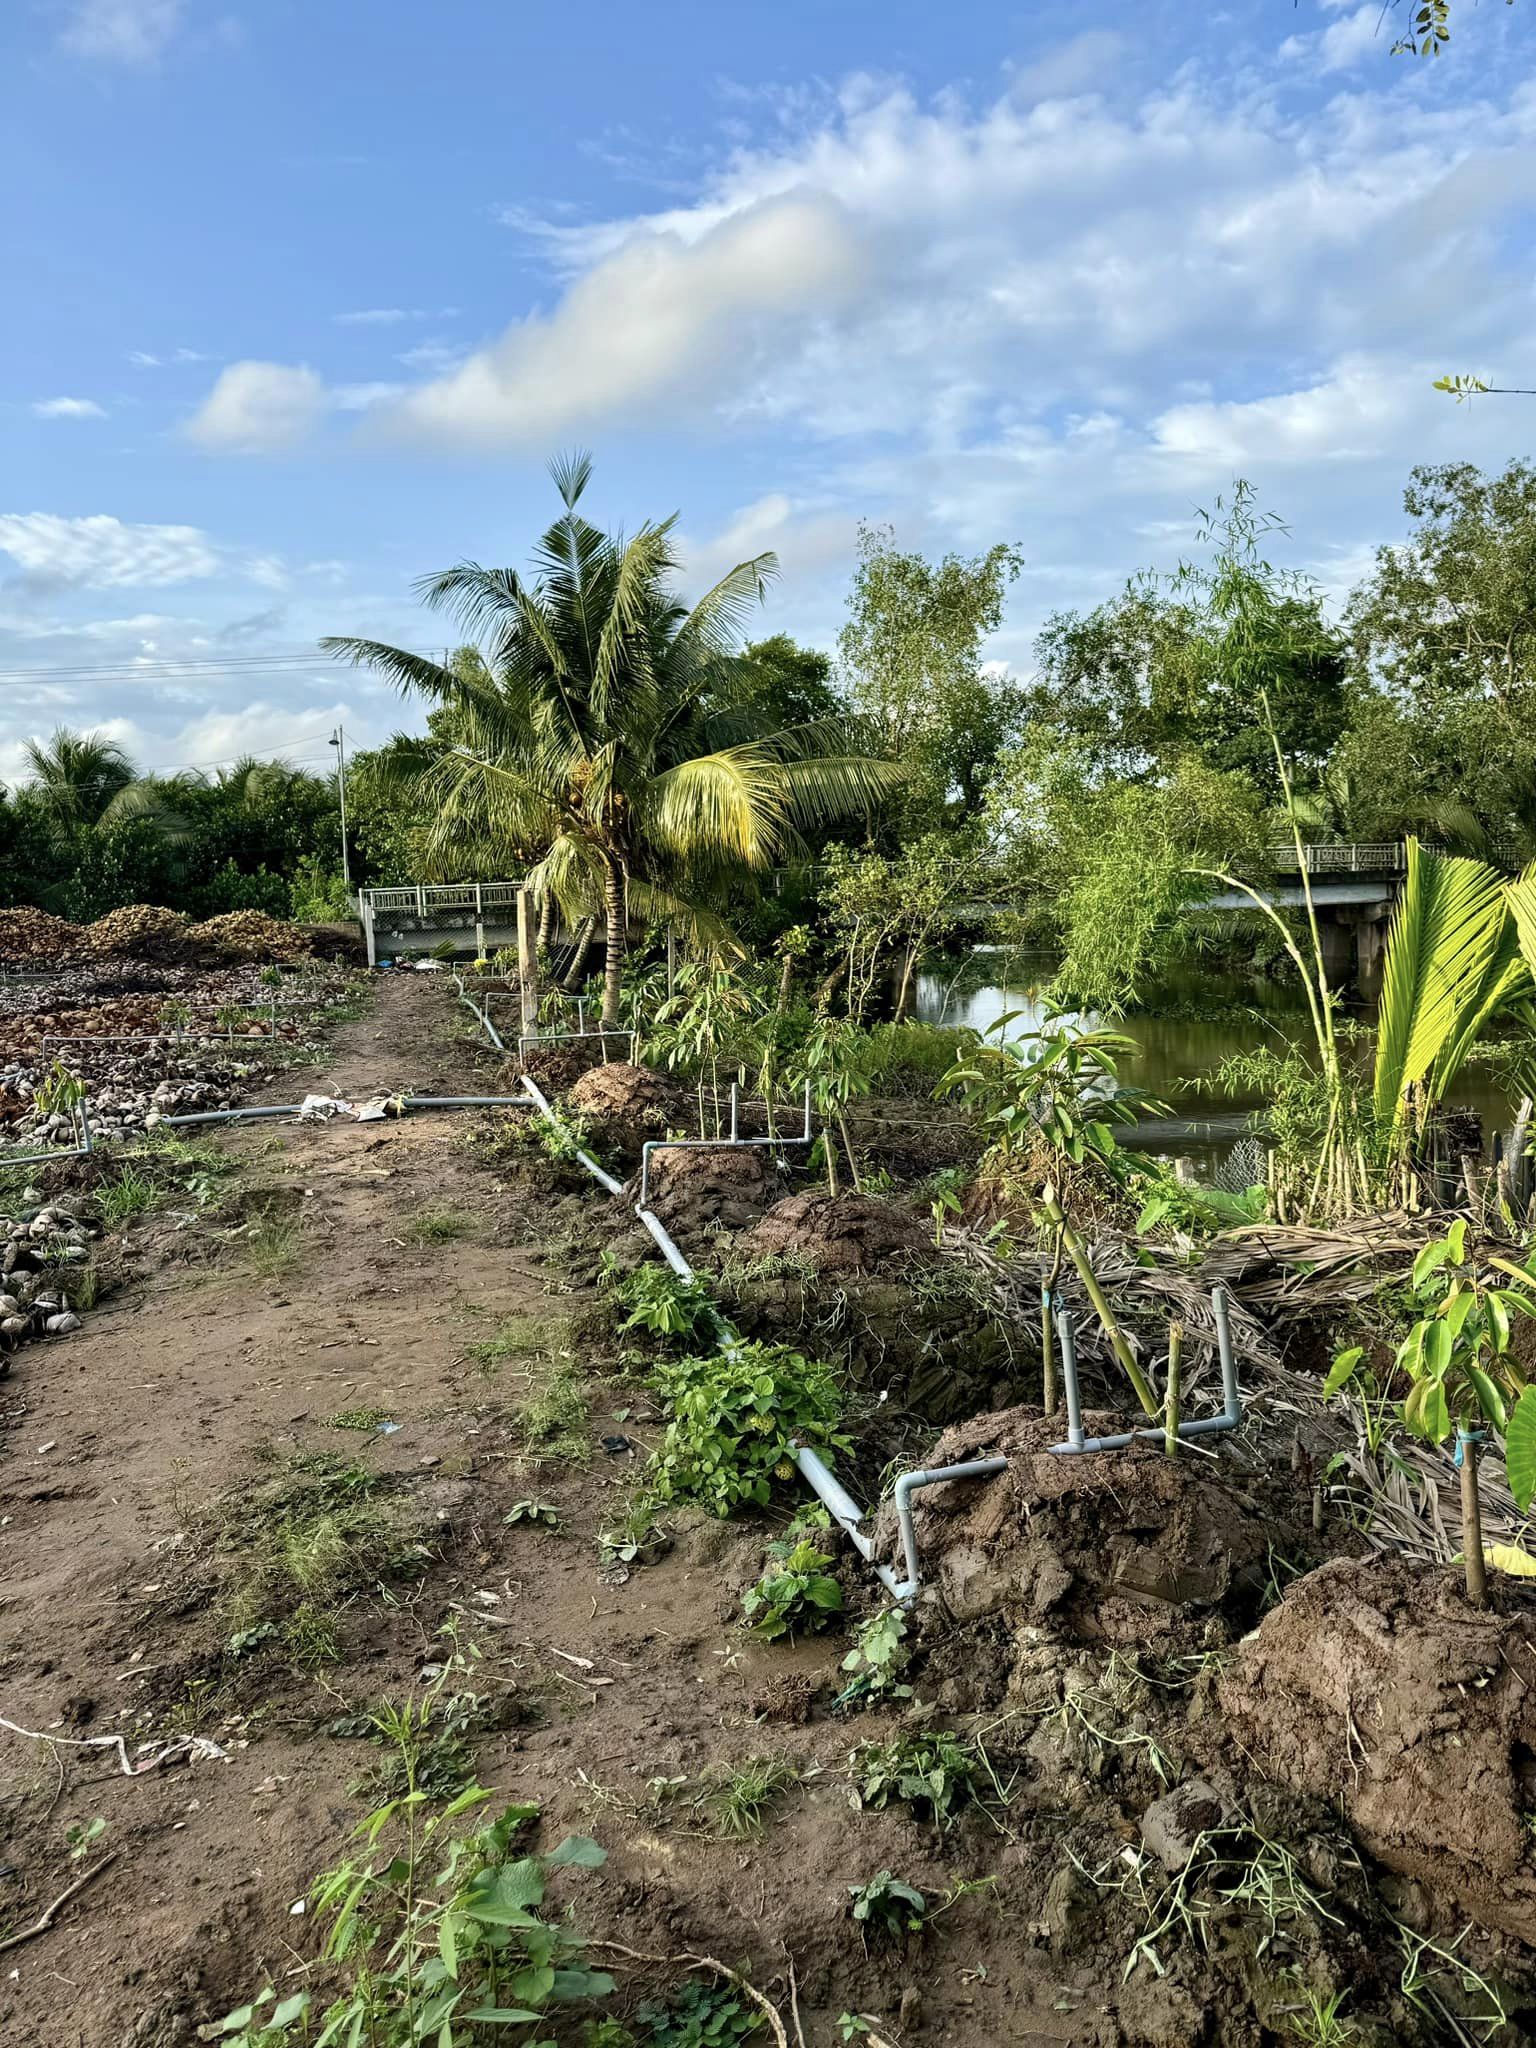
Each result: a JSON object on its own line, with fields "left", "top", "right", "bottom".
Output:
{"left": 1505, "top": 1386, "right": 1536, "bottom": 1511}
{"left": 545, "top": 1834, "right": 607, "bottom": 1869}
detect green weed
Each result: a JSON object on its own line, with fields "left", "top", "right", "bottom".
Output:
{"left": 741, "top": 1521, "right": 843, "bottom": 1642}
{"left": 214, "top": 1797, "right": 612, "bottom": 2047}
{"left": 707, "top": 1755, "right": 800, "bottom": 1840}
{"left": 519, "top": 1359, "right": 591, "bottom": 1462}
{"left": 406, "top": 1206, "right": 479, "bottom": 1246}
{"left": 849, "top": 1730, "right": 982, "bottom": 1826}
{"left": 848, "top": 1870, "right": 927, "bottom": 1946}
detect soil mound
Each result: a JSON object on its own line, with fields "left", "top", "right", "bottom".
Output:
{"left": 1221, "top": 1554, "right": 1536, "bottom": 1940}
{"left": 742, "top": 1190, "right": 932, "bottom": 1274}
{"left": 641, "top": 1142, "right": 780, "bottom": 1232}
{"left": 0, "top": 907, "right": 83, "bottom": 965}
{"left": 566, "top": 1060, "right": 685, "bottom": 1161}
{"left": 888, "top": 1405, "right": 1277, "bottom": 1642}
{"left": 188, "top": 909, "right": 311, "bottom": 962}
{"left": 85, "top": 903, "right": 190, "bottom": 961}
{"left": 513, "top": 1040, "right": 602, "bottom": 1094}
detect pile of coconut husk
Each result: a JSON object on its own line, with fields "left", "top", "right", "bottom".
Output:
{"left": 0, "top": 908, "right": 83, "bottom": 966}
{"left": 0, "top": 1194, "right": 98, "bottom": 1359}
{"left": 187, "top": 909, "right": 312, "bottom": 963}
{"left": 85, "top": 904, "right": 190, "bottom": 961}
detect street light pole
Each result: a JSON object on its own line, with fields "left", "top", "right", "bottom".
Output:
{"left": 329, "top": 726, "right": 351, "bottom": 891}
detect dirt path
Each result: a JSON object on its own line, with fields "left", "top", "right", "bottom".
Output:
{"left": 0, "top": 977, "right": 1097, "bottom": 2048}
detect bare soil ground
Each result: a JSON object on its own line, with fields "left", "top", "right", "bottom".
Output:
{"left": 0, "top": 977, "right": 1098, "bottom": 2048}
{"left": 2, "top": 976, "right": 1531, "bottom": 2048}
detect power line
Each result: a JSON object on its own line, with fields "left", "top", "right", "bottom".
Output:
{"left": 0, "top": 645, "right": 442, "bottom": 686}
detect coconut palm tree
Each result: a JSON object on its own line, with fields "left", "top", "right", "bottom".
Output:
{"left": 325, "top": 454, "right": 901, "bottom": 1023}
{"left": 23, "top": 727, "right": 188, "bottom": 844}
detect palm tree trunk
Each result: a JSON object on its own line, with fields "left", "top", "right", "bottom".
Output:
{"left": 776, "top": 953, "right": 796, "bottom": 1014}
{"left": 562, "top": 916, "right": 596, "bottom": 993}
{"left": 536, "top": 890, "right": 554, "bottom": 958}
{"left": 601, "top": 859, "right": 627, "bottom": 1027}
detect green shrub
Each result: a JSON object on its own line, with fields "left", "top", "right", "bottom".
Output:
{"left": 741, "top": 1527, "right": 843, "bottom": 1642}
{"left": 645, "top": 1340, "right": 847, "bottom": 1518}
{"left": 849, "top": 1730, "right": 980, "bottom": 1825}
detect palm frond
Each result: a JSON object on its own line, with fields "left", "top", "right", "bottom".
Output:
{"left": 1373, "top": 838, "right": 1512, "bottom": 1128}
{"left": 96, "top": 780, "right": 193, "bottom": 845}
{"left": 407, "top": 563, "right": 526, "bottom": 640}
{"left": 674, "top": 552, "right": 779, "bottom": 659}
{"left": 547, "top": 448, "right": 594, "bottom": 510}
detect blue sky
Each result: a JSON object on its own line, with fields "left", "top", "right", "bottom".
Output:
{"left": 3, "top": 0, "right": 1536, "bottom": 787}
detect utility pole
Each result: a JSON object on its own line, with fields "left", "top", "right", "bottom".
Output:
{"left": 329, "top": 726, "right": 351, "bottom": 891}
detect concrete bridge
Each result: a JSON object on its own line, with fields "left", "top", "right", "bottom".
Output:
{"left": 358, "top": 842, "right": 1416, "bottom": 987}
{"left": 1191, "top": 841, "right": 1410, "bottom": 985}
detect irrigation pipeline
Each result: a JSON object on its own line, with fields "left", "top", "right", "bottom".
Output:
{"left": 444, "top": 982, "right": 1253, "bottom": 1607}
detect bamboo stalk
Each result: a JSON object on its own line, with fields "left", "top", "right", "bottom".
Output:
{"left": 1040, "top": 1184, "right": 1158, "bottom": 1417}
{"left": 1164, "top": 1321, "right": 1183, "bottom": 1456}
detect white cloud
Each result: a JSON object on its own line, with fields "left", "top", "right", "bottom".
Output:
{"left": 59, "top": 0, "right": 184, "bottom": 63}
{"left": 385, "top": 195, "right": 866, "bottom": 448}
{"left": 185, "top": 361, "right": 327, "bottom": 453}
{"left": 332, "top": 307, "right": 456, "bottom": 326}
{"left": 679, "top": 493, "right": 854, "bottom": 597}
{"left": 333, "top": 381, "right": 407, "bottom": 412}
{"left": 129, "top": 346, "right": 213, "bottom": 367}
{"left": 1281, "top": 3, "right": 1388, "bottom": 71}
{"left": 0, "top": 513, "right": 223, "bottom": 589}
{"left": 32, "top": 397, "right": 107, "bottom": 419}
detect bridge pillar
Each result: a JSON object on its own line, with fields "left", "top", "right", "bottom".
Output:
{"left": 1354, "top": 911, "right": 1390, "bottom": 994}
{"left": 1316, "top": 918, "right": 1354, "bottom": 987}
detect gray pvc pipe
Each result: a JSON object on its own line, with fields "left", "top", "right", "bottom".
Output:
{"left": 1048, "top": 1285, "right": 1243, "bottom": 1456}
{"left": 635, "top": 1206, "right": 695, "bottom": 1278}
{"left": 518, "top": 1073, "right": 625, "bottom": 1195}
{"left": 790, "top": 1444, "right": 906, "bottom": 1600}
{"left": 893, "top": 1459, "right": 1009, "bottom": 1598}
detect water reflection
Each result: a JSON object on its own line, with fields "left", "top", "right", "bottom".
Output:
{"left": 915, "top": 950, "right": 1518, "bottom": 1174}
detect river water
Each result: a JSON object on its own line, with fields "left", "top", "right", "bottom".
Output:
{"left": 915, "top": 949, "right": 1519, "bottom": 1175}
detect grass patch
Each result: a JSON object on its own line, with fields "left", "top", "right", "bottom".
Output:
{"left": 407, "top": 1207, "right": 480, "bottom": 1246}
{"left": 216, "top": 1449, "right": 433, "bottom": 1660}
{"left": 519, "top": 1359, "right": 591, "bottom": 1464}
{"left": 98, "top": 1164, "right": 157, "bottom": 1227}
{"left": 243, "top": 1206, "right": 302, "bottom": 1279}
{"left": 463, "top": 1313, "right": 561, "bottom": 1376}
{"left": 330, "top": 1406, "right": 393, "bottom": 1432}
{"left": 708, "top": 1756, "right": 801, "bottom": 1839}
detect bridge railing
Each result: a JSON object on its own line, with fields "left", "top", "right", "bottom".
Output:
{"left": 360, "top": 880, "right": 527, "bottom": 917}
{"left": 1267, "top": 841, "right": 1423, "bottom": 875}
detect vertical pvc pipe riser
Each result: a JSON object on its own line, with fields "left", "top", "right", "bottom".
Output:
{"left": 1213, "top": 1284, "right": 1239, "bottom": 1422}
{"left": 1057, "top": 1309, "right": 1085, "bottom": 1449}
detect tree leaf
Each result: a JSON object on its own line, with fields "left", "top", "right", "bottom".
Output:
{"left": 1506, "top": 1387, "right": 1536, "bottom": 1511}
{"left": 1324, "top": 1346, "right": 1364, "bottom": 1397}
